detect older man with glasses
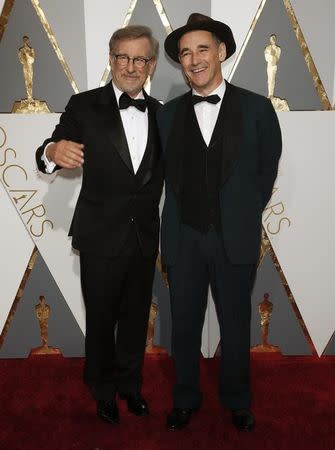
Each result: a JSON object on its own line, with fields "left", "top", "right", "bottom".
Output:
{"left": 36, "top": 25, "right": 163, "bottom": 425}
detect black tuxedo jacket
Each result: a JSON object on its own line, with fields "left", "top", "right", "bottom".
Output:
{"left": 36, "top": 82, "right": 163, "bottom": 257}
{"left": 157, "top": 82, "right": 282, "bottom": 266}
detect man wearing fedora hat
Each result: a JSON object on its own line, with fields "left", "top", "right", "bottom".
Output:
{"left": 157, "top": 13, "right": 281, "bottom": 431}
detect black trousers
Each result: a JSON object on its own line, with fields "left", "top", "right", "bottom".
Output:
{"left": 168, "top": 225, "right": 255, "bottom": 410}
{"left": 79, "top": 230, "right": 156, "bottom": 400}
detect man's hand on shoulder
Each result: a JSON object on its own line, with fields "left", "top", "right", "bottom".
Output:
{"left": 46, "top": 140, "right": 84, "bottom": 169}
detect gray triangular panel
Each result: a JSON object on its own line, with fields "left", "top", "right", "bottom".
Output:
{"left": 251, "top": 252, "right": 311, "bottom": 355}
{"left": 324, "top": 332, "right": 335, "bottom": 355}
{"left": 152, "top": 267, "right": 171, "bottom": 353}
{"left": 231, "top": 0, "right": 323, "bottom": 110}
{"left": 0, "top": 0, "right": 74, "bottom": 112}
{"left": 162, "top": 0, "right": 210, "bottom": 29}
{"left": 39, "top": 0, "right": 87, "bottom": 92}
{"left": 0, "top": 252, "right": 85, "bottom": 358}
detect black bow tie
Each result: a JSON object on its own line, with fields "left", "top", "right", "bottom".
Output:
{"left": 192, "top": 94, "right": 220, "bottom": 105}
{"left": 119, "top": 92, "right": 147, "bottom": 112}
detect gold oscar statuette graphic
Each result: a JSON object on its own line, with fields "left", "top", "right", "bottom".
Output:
{"left": 12, "top": 36, "right": 50, "bottom": 113}
{"left": 251, "top": 293, "right": 281, "bottom": 353}
{"left": 146, "top": 300, "right": 166, "bottom": 354}
{"left": 264, "top": 34, "right": 289, "bottom": 111}
{"left": 258, "top": 228, "right": 269, "bottom": 267}
{"left": 30, "top": 295, "right": 62, "bottom": 355}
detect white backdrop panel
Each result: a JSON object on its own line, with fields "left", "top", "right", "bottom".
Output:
{"left": 265, "top": 112, "right": 335, "bottom": 355}
{"left": 0, "top": 115, "right": 85, "bottom": 333}
{"left": 0, "top": 180, "right": 34, "bottom": 333}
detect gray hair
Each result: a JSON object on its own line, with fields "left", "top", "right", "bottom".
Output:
{"left": 109, "top": 25, "right": 159, "bottom": 59}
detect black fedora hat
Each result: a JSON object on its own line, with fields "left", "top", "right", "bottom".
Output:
{"left": 165, "top": 13, "right": 236, "bottom": 63}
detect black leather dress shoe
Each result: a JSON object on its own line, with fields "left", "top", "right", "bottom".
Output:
{"left": 166, "top": 408, "right": 195, "bottom": 431}
{"left": 231, "top": 409, "right": 255, "bottom": 431}
{"left": 121, "top": 394, "right": 149, "bottom": 416}
{"left": 96, "top": 400, "right": 120, "bottom": 424}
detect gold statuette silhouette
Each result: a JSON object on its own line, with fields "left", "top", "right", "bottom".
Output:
{"left": 30, "top": 295, "right": 61, "bottom": 355}
{"left": 12, "top": 36, "right": 50, "bottom": 113}
{"left": 251, "top": 293, "right": 281, "bottom": 353}
{"left": 264, "top": 34, "right": 289, "bottom": 111}
{"left": 146, "top": 300, "right": 166, "bottom": 354}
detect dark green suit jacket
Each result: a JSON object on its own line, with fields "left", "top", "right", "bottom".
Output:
{"left": 157, "top": 82, "right": 282, "bottom": 266}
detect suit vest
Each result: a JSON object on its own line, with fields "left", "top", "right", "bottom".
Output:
{"left": 180, "top": 104, "right": 223, "bottom": 233}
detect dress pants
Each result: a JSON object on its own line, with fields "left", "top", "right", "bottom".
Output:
{"left": 168, "top": 224, "right": 255, "bottom": 410}
{"left": 79, "top": 229, "right": 156, "bottom": 400}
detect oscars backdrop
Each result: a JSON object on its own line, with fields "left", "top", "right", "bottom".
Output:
{"left": 1, "top": 0, "right": 335, "bottom": 358}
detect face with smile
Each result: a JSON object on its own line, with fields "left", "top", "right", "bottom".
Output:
{"left": 178, "top": 30, "right": 226, "bottom": 96}
{"left": 110, "top": 36, "right": 156, "bottom": 98}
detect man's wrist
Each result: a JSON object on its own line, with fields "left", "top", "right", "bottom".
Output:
{"left": 45, "top": 142, "right": 54, "bottom": 163}
{"left": 42, "top": 142, "right": 56, "bottom": 173}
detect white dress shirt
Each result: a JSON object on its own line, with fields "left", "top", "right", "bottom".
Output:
{"left": 113, "top": 82, "right": 148, "bottom": 173}
{"left": 42, "top": 81, "right": 148, "bottom": 174}
{"left": 193, "top": 80, "right": 226, "bottom": 147}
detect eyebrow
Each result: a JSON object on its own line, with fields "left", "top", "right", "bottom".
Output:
{"left": 179, "top": 44, "right": 210, "bottom": 55}
{"left": 115, "top": 52, "right": 149, "bottom": 59}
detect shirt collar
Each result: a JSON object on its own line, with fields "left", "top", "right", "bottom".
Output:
{"left": 192, "top": 79, "right": 226, "bottom": 101}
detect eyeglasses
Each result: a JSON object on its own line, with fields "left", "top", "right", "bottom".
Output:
{"left": 112, "top": 54, "right": 152, "bottom": 68}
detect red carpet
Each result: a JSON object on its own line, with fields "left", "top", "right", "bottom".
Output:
{"left": 0, "top": 355, "right": 334, "bottom": 450}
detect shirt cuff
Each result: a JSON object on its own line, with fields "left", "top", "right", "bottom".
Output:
{"left": 42, "top": 142, "right": 56, "bottom": 173}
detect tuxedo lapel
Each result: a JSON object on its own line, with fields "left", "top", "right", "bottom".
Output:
{"left": 99, "top": 82, "right": 134, "bottom": 174}
{"left": 136, "top": 93, "right": 161, "bottom": 188}
{"left": 165, "top": 92, "right": 192, "bottom": 195}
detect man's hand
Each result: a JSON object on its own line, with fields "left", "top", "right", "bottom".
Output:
{"left": 46, "top": 140, "right": 84, "bottom": 169}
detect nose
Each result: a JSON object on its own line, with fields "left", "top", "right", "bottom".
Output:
{"left": 191, "top": 52, "right": 201, "bottom": 66}
{"left": 126, "top": 59, "right": 136, "bottom": 72}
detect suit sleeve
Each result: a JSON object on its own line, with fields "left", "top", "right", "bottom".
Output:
{"left": 258, "top": 98, "right": 282, "bottom": 209}
{"left": 35, "top": 95, "right": 82, "bottom": 173}
{"left": 156, "top": 108, "right": 166, "bottom": 151}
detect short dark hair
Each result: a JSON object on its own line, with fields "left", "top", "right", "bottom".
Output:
{"left": 109, "top": 25, "right": 159, "bottom": 59}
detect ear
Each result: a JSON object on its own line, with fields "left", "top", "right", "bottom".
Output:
{"left": 218, "top": 42, "right": 227, "bottom": 62}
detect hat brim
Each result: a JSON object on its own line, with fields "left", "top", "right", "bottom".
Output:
{"left": 164, "top": 20, "right": 236, "bottom": 63}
